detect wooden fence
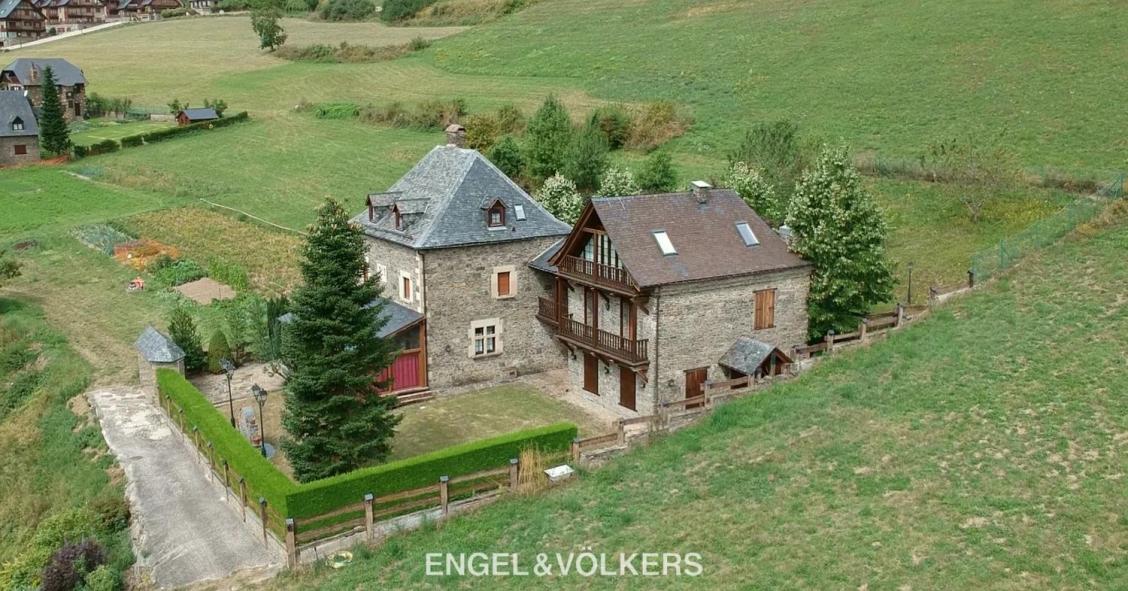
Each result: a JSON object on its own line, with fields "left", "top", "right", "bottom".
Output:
{"left": 791, "top": 305, "right": 908, "bottom": 361}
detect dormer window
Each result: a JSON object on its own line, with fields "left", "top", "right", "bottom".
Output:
{"left": 487, "top": 201, "right": 506, "bottom": 228}
{"left": 11, "top": 117, "right": 23, "bottom": 131}
{"left": 736, "top": 222, "right": 759, "bottom": 246}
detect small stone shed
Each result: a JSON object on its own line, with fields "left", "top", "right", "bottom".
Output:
{"left": 135, "top": 325, "right": 186, "bottom": 391}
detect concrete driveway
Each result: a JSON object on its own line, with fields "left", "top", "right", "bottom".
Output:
{"left": 89, "top": 387, "right": 284, "bottom": 589}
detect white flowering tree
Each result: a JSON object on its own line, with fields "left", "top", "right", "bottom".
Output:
{"left": 786, "top": 145, "right": 895, "bottom": 339}
{"left": 725, "top": 162, "right": 779, "bottom": 223}
{"left": 598, "top": 165, "right": 639, "bottom": 197}
{"left": 535, "top": 174, "right": 584, "bottom": 223}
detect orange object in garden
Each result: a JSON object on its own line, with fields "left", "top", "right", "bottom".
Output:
{"left": 128, "top": 277, "right": 145, "bottom": 291}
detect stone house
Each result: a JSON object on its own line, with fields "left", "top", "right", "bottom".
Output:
{"left": 1, "top": 57, "right": 86, "bottom": 120}
{"left": 105, "top": 0, "right": 177, "bottom": 20}
{"left": 34, "top": 0, "right": 104, "bottom": 33}
{"left": 0, "top": 0, "right": 45, "bottom": 48}
{"left": 353, "top": 142, "right": 572, "bottom": 393}
{"left": 0, "top": 89, "right": 39, "bottom": 165}
{"left": 531, "top": 183, "right": 812, "bottom": 417}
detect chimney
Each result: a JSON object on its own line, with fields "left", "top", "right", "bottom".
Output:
{"left": 690, "top": 180, "right": 712, "bottom": 203}
{"left": 445, "top": 123, "right": 466, "bottom": 148}
{"left": 778, "top": 224, "right": 794, "bottom": 247}
{"left": 29, "top": 65, "right": 39, "bottom": 83}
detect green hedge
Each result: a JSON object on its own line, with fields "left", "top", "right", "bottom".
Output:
{"left": 156, "top": 369, "right": 578, "bottom": 523}
{"left": 120, "top": 134, "right": 145, "bottom": 148}
{"left": 156, "top": 370, "right": 297, "bottom": 518}
{"left": 286, "top": 422, "right": 577, "bottom": 518}
{"left": 73, "top": 138, "right": 121, "bottom": 159}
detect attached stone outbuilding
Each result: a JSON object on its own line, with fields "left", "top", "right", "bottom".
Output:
{"left": 135, "top": 325, "right": 185, "bottom": 392}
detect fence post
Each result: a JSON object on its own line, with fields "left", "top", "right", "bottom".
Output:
{"left": 364, "top": 493, "right": 374, "bottom": 543}
{"left": 222, "top": 460, "right": 230, "bottom": 501}
{"left": 285, "top": 518, "right": 298, "bottom": 567}
{"left": 616, "top": 419, "right": 626, "bottom": 445}
{"left": 825, "top": 330, "right": 835, "bottom": 354}
{"left": 859, "top": 319, "right": 868, "bottom": 342}
{"left": 177, "top": 408, "right": 184, "bottom": 434}
{"left": 239, "top": 478, "right": 247, "bottom": 521}
{"left": 509, "top": 458, "right": 519, "bottom": 493}
{"left": 895, "top": 303, "right": 904, "bottom": 328}
{"left": 206, "top": 441, "right": 214, "bottom": 472}
{"left": 439, "top": 476, "right": 450, "bottom": 517}
{"left": 571, "top": 438, "right": 580, "bottom": 464}
{"left": 259, "top": 497, "right": 268, "bottom": 544}
{"left": 192, "top": 427, "right": 200, "bottom": 461}
{"left": 967, "top": 268, "right": 975, "bottom": 288}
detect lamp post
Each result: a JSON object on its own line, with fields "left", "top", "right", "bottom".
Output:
{"left": 252, "top": 383, "right": 268, "bottom": 457}
{"left": 220, "top": 358, "right": 236, "bottom": 427}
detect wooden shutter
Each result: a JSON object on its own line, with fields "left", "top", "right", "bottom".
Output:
{"left": 497, "top": 271, "right": 511, "bottom": 296}
{"left": 754, "top": 289, "right": 776, "bottom": 329}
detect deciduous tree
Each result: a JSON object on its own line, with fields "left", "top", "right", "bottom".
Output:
{"left": 565, "top": 121, "right": 609, "bottom": 192}
{"left": 725, "top": 162, "right": 779, "bottom": 223}
{"left": 598, "top": 165, "right": 638, "bottom": 197}
{"left": 534, "top": 174, "right": 583, "bottom": 223}
{"left": 281, "top": 199, "right": 399, "bottom": 482}
{"left": 524, "top": 96, "right": 572, "bottom": 180}
{"left": 488, "top": 135, "right": 524, "bottom": 179}
{"left": 251, "top": 9, "right": 287, "bottom": 51}
{"left": 636, "top": 151, "right": 677, "bottom": 192}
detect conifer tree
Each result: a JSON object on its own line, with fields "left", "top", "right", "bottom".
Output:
{"left": 168, "top": 306, "right": 205, "bottom": 373}
{"left": 564, "top": 121, "right": 609, "bottom": 192}
{"left": 524, "top": 95, "right": 573, "bottom": 180}
{"left": 38, "top": 66, "right": 71, "bottom": 156}
{"left": 281, "top": 199, "right": 399, "bottom": 482}
{"left": 786, "top": 145, "right": 895, "bottom": 339}
{"left": 636, "top": 151, "right": 677, "bottom": 192}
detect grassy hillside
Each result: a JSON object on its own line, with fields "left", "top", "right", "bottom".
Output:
{"left": 266, "top": 201, "right": 1128, "bottom": 590}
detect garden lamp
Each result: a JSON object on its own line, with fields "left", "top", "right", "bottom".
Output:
{"left": 252, "top": 383, "right": 268, "bottom": 457}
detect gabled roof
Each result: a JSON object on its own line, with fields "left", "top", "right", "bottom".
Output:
{"left": 353, "top": 145, "right": 571, "bottom": 250}
{"left": 134, "top": 326, "right": 186, "bottom": 363}
{"left": 0, "top": 90, "right": 37, "bottom": 138}
{"left": 179, "top": 107, "right": 218, "bottom": 121}
{"left": 528, "top": 238, "right": 564, "bottom": 274}
{"left": 560, "top": 189, "right": 809, "bottom": 288}
{"left": 0, "top": 0, "right": 41, "bottom": 18}
{"left": 1, "top": 58, "right": 85, "bottom": 87}
{"left": 718, "top": 337, "right": 791, "bottom": 376}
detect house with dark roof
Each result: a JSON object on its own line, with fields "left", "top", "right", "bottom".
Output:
{"left": 176, "top": 107, "right": 218, "bottom": 126}
{"left": 34, "top": 0, "right": 105, "bottom": 33}
{"left": 0, "top": 90, "right": 39, "bottom": 165}
{"left": 104, "top": 0, "right": 176, "bottom": 20}
{"left": 1, "top": 57, "right": 86, "bottom": 120}
{"left": 353, "top": 137, "right": 571, "bottom": 393}
{"left": 0, "top": 0, "right": 46, "bottom": 47}
{"left": 533, "top": 183, "right": 812, "bottom": 416}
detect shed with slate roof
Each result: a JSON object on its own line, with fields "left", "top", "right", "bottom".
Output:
{"left": 135, "top": 325, "right": 186, "bottom": 390}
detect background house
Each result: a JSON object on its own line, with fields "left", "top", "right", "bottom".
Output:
{"left": 37, "top": 0, "right": 104, "bottom": 33}
{"left": 1, "top": 57, "right": 86, "bottom": 120}
{"left": 353, "top": 140, "right": 572, "bottom": 394}
{"left": 534, "top": 184, "right": 812, "bottom": 417}
{"left": 0, "top": 89, "right": 39, "bottom": 165}
{"left": 176, "top": 107, "right": 218, "bottom": 126}
{"left": 0, "top": 0, "right": 46, "bottom": 47}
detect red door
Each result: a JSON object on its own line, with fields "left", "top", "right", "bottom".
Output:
{"left": 378, "top": 351, "right": 420, "bottom": 392}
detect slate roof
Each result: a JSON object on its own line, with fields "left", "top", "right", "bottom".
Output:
{"left": 0, "top": 0, "right": 32, "bottom": 18}
{"left": 1, "top": 58, "right": 86, "bottom": 87}
{"left": 528, "top": 238, "right": 564, "bottom": 274}
{"left": 0, "top": 90, "right": 36, "bottom": 138}
{"left": 587, "top": 189, "right": 810, "bottom": 287}
{"left": 718, "top": 337, "right": 784, "bottom": 376}
{"left": 353, "top": 145, "right": 571, "bottom": 250}
{"left": 278, "top": 298, "right": 422, "bottom": 339}
{"left": 179, "top": 107, "right": 218, "bottom": 121}
{"left": 134, "top": 326, "right": 186, "bottom": 363}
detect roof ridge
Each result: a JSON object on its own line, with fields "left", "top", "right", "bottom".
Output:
{"left": 410, "top": 146, "right": 477, "bottom": 247}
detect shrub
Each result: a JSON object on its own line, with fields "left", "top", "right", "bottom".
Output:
{"left": 206, "top": 330, "right": 232, "bottom": 374}
{"left": 80, "top": 566, "right": 119, "bottom": 591}
{"left": 464, "top": 112, "right": 500, "bottom": 151}
{"left": 728, "top": 120, "right": 812, "bottom": 206}
{"left": 285, "top": 422, "right": 577, "bottom": 518}
{"left": 88, "top": 494, "right": 131, "bottom": 532}
{"left": 626, "top": 101, "right": 691, "bottom": 151}
{"left": 359, "top": 101, "right": 411, "bottom": 126}
{"left": 590, "top": 105, "right": 632, "bottom": 150}
{"left": 381, "top": 0, "right": 437, "bottom": 21}
{"left": 598, "top": 165, "right": 639, "bottom": 197}
{"left": 495, "top": 103, "right": 526, "bottom": 135}
{"left": 160, "top": 6, "right": 190, "bottom": 17}
{"left": 534, "top": 174, "right": 583, "bottom": 223}
{"left": 283, "top": 0, "right": 308, "bottom": 11}
{"left": 41, "top": 539, "right": 107, "bottom": 591}
{"left": 119, "top": 134, "right": 145, "bottom": 148}
{"left": 636, "top": 151, "right": 678, "bottom": 192}
{"left": 525, "top": 95, "right": 573, "bottom": 180}
{"left": 564, "top": 121, "right": 609, "bottom": 192}
{"left": 725, "top": 161, "right": 779, "bottom": 223}
{"left": 410, "top": 98, "right": 466, "bottom": 130}
{"left": 320, "top": 0, "right": 375, "bottom": 20}
{"left": 488, "top": 135, "right": 524, "bottom": 178}
{"left": 314, "top": 102, "right": 360, "bottom": 119}
{"left": 151, "top": 258, "right": 205, "bottom": 286}
{"left": 207, "top": 259, "right": 250, "bottom": 291}
{"left": 409, "top": 35, "right": 431, "bottom": 51}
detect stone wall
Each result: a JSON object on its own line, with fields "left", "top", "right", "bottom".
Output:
{"left": 652, "top": 267, "right": 810, "bottom": 406}
{"left": 0, "top": 136, "right": 39, "bottom": 165}
{"left": 422, "top": 236, "right": 566, "bottom": 389}
{"left": 364, "top": 237, "right": 424, "bottom": 313}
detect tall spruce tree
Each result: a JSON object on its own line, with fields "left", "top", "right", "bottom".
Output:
{"left": 167, "top": 306, "right": 205, "bottom": 373}
{"left": 785, "top": 145, "right": 895, "bottom": 339}
{"left": 282, "top": 199, "right": 399, "bottom": 482}
{"left": 524, "top": 95, "right": 573, "bottom": 180}
{"left": 38, "top": 66, "right": 71, "bottom": 156}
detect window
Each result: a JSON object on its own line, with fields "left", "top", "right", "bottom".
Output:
{"left": 497, "top": 271, "right": 511, "bottom": 297}
{"left": 400, "top": 274, "right": 412, "bottom": 302}
{"left": 11, "top": 117, "right": 23, "bottom": 131}
{"left": 736, "top": 222, "right": 759, "bottom": 247}
{"left": 491, "top": 265, "right": 516, "bottom": 299}
{"left": 468, "top": 319, "right": 503, "bottom": 358}
{"left": 653, "top": 230, "right": 676, "bottom": 255}
{"left": 14, "top": 144, "right": 27, "bottom": 155}
{"left": 487, "top": 202, "right": 506, "bottom": 228}
{"left": 514, "top": 204, "right": 526, "bottom": 220}
{"left": 754, "top": 288, "right": 776, "bottom": 330}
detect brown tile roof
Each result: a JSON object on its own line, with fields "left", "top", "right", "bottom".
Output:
{"left": 590, "top": 189, "right": 810, "bottom": 287}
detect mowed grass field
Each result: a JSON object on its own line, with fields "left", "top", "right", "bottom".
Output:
{"left": 69, "top": 119, "right": 174, "bottom": 145}
{"left": 267, "top": 202, "right": 1128, "bottom": 590}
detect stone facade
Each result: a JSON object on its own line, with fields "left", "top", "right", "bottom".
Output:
{"left": 0, "top": 135, "right": 39, "bottom": 165}
{"left": 364, "top": 237, "right": 424, "bottom": 313}
{"left": 422, "top": 236, "right": 565, "bottom": 389}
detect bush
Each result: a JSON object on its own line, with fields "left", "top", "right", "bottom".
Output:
{"left": 320, "top": 0, "right": 375, "bottom": 20}
{"left": 80, "top": 565, "right": 119, "bottom": 591}
{"left": 495, "top": 104, "right": 525, "bottom": 135}
{"left": 285, "top": 422, "right": 577, "bottom": 518}
{"left": 381, "top": 0, "right": 437, "bottom": 21}
{"left": 626, "top": 101, "right": 691, "bottom": 151}
{"left": 728, "top": 119, "right": 812, "bottom": 206}
{"left": 636, "top": 151, "right": 678, "bottom": 192}
{"left": 488, "top": 135, "right": 524, "bottom": 178}
{"left": 725, "top": 161, "right": 779, "bottom": 223}
{"left": 590, "top": 105, "right": 632, "bottom": 150}
{"left": 565, "top": 121, "right": 609, "bottom": 192}
{"left": 314, "top": 101, "right": 360, "bottom": 119}
{"left": 207, "top": 259, "right": 250, "bottom": 291}
{"left": 598, "top": 165, "right": 638, "bottom": 197}
{"left": 525, "top": 95, "right": 573, "bottom": 180}
{"left": 119, "top": 134, "right": 145, "bottom": 148}
{"left": 41, "top": 539, "right": 106, "bottom": 591}
{"left": 160, "top": 6, "right": 190, "bottom": 17}
{"left": 464, "top": 112, "right": 500, "bottom": 151}
{"left": 206, "top": 330, "right": 232, "bottom": 374}
{"left": 359, "top": 101, "right": 411, "bottom": 126}
{"left": 151, "top": 257, "right": 206, "bottom": 286}
{"left": 534, "top": 174, "right": 583, "bottom": 223}
{"left": 283, "top": 0, "right": 308, "bottom": 11}
{"left": 88, "top": 494, "right": 131, "bottom": 532}
{"left": 410, "top": 98, "right": 466, "bottom": 131}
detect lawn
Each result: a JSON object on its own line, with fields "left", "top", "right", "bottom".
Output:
{"left": 388, "top": 384, "right": 609, "bottom": 461}
{"left": 69, "top": 118, "right": 174, "bottom": 146}
{"left": 264, "top": 201, "right": 1128, "bottom": 590}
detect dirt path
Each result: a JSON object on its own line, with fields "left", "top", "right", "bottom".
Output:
{"left": 88, "top": 386, "right": 284, "bottom": 589}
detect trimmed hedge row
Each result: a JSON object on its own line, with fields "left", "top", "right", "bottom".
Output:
{"left": 116, "top": 111, "right": 251, "bottom": 150}
{"left": 155, "top": 369, "right": 579, "bottom": 523}
{"left": 156, "top": 369, "right": 297, "bottom": 518}
{"left": 286, "top": 421, "right": 577, "bottom": 518}
{"left": 72, "top": 138, "right": 121, "bottom": 158}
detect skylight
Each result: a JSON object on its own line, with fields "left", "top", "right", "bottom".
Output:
{"left": 736, "top": 222, "right": 759, "bottom": 247}
{"left": 653, "top": 230, "right": 677, "bottom": 255}
{"left": 514, "top": 204, "right": 526, "bottom": 221}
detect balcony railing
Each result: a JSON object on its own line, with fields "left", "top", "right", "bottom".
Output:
{"left": 558, "top": 255, "right": 638, "bottom": 293}
{"left": 536, "top": 296, "right": 559, "bottom": 326}
{"left": 558, "top": 318, "right": 648, "bottom": 365}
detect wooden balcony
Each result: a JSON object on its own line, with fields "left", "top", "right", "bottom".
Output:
{"left": 535, "top": 296, "right": 559, "bottom": 327}
{"left": 558, "top": 255, "right": 638, "bottom": 294}
{"left": 558, "top": 318, "right": 648, "bottom": 366}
